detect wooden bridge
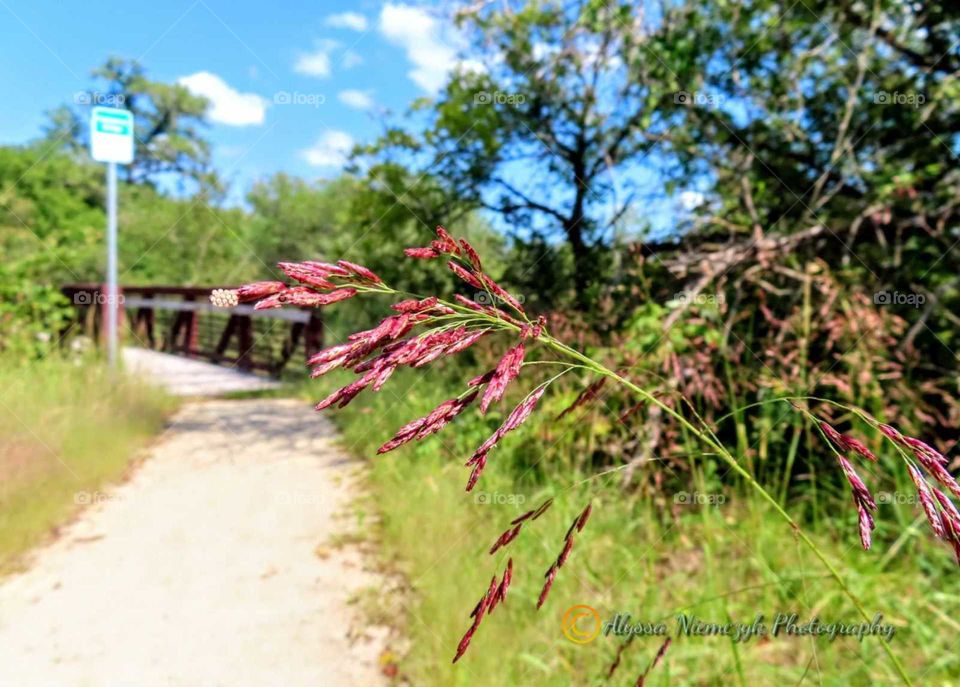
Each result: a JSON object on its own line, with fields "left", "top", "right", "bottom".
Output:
{"left": 61, "top": 283, "right": 324, "bottom": 376}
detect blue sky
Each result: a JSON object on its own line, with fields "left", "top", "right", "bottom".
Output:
{"left": 0, "top": 0, "right": 697, "bottom": 236}
{"left": 0, "top": 0, "right": 468, "bottom": 200}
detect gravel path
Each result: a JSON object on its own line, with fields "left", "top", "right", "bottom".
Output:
{"left": 0, "top": 399, "right": 387, "bottom": 687}
{"left": 121, "top": 347, "right": 283, "bottom": 396}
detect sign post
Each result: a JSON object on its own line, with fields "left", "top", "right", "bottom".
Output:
{"left": 89, "top": 106, "right": 134, "bottom": 368}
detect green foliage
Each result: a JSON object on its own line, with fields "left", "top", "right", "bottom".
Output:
{"left": 0, "top": 143, "right": 257, "bottom": 357}
{"left": 0, "top": 144, "right": 103, "bottom": 357}
{"left": 118, "top": 183, "right": 256, "bottom": 285}
{"left": 334, "top": 365, "right": 960, "bottom": 685}
{"left": 0, "top": 354, "right": 174, "bottom": 570}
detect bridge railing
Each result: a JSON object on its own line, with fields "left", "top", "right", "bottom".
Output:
{"left": 61, "top": 284, "right": 323, "bottom": 375}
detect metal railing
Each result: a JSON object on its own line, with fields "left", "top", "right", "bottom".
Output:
{"left": 61, "top": 283, "right": 323, "bottom": 375}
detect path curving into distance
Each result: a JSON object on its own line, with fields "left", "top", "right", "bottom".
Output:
{"left": 0, "top": 395, "right": 388, "bottom": 686}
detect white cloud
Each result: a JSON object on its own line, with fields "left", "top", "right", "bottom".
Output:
{"left": 177, "top": 71, "right": 266, "bottom": 126}
{"left": 294, "top": 40, "right": 338, "bottom": 78}
{"left": 301, "top": 130, "right": 355, "bottom": 167}
{"left": 378, "top": 4, "right": 481, "bottom": 93}
{"left": 338, "top": 89, "right": 374, "bottom": 110}
{"left": 326, "top": 12, "right": 368, "bottom": 31}
{"left": 679, "top": 191, "right": 705, "bottom": 210}
{"left": 342, "top": 50, "right": 364, "bottom": 68}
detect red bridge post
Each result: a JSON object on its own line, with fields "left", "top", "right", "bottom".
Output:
{"left": 304, "top": 312, "right": 323, "bottom": 363}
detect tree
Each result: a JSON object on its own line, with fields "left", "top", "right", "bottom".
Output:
{"left": 628, "top": 0, "right": 960, "bottom": 443}
{"left": 649, "top": 1, "right": 960, "bottom": 349}
{"left": 357, "top": 0, "right": 677, "bottom": 307}
{"left": 43, "top": 57, "right": 216, "bottom": 189}
{"left": 247, "top": 172, "right": 506, "bottom": 300}
{"left": 0, "top": 144, "right": 103, "bottom": 356}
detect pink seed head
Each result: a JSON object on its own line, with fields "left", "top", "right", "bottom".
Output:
{"left": 479, "top": 343, "right": 525, "bottom": 414}
{"left": 391, "top": 297, "right": 438, "bottom": 313}
{"left": 211, "top": 281, "right": 285, "bottom": 307}
{"left": 557, "top": 536, "right": 575, "bottom": 567}
{"left": 300, "top": 260, "right": 351, "bottom": 277}
{"left": 501, "top": 384, "right": 548, "bottom": 433}
{"left": 819, "top": 421, "right": 851, "bottom": 452}
{"left": 434, "top": 225, "right": 461, "bottom": 255}
{"left": 489, "top": 524, "right": 522, "bottom": 555}
{"left": 858, "top": 504, "right": 874, "bottom": 550}
{"left": 878, "top": 423, "right": 905, "bottom": 444}
{"left": 277, "top": 262, "right": 336, "bottom": 290}
{"left": 497, "top": 558, "right": 513, "bottom": 604}
{"left": 558, "top": 378, "right": 608, "bottom": 419}
{"left": 510, "top": 510, "right": 535, "bottom": 526}
{"left": 837, "top": 455, "right": 877, "bottom": 511}
{"left": 337, "top": 259, "right": 382, "bottom": 283}
{"left": 442, "top": 329, "right": 490, "bottom": 356}
{"left": 843, "top": 436, "right": 878, "bottom": 463}
{"left": 531, "top": 498, "right": 554, "bottom": 520}
{"left": 307, "top": 342, "right": 357, "bottom": 368}
{"left": 255, "top": 286, "right": 358, "bottom": 310}
{"left": 576, "top": 503, "right": 593, "bottom": 532}
{"left": 236, "top": 280, "right": 287, "bottom": 301}
{"left": 468, "top": 370, "right": 495, "bottom": 388}
{"left": 404, "top": 246, "right": 441, "bottom": 259}
{"left": 459, "top": 238, "right": 483, "bottom": 271}
{"left": 453, "top": 293, "right": 522, "bottom": 325}
{"left": 904, "top": 436, "right": 949, "bottom": 466}
{"left": 465, "top": 454, "right": 487, "bottom": 492}
{"left": 537, "top": 565, "right": 558, "bottom": 609}
{"left": 907, "top": 464, "right": 945, "bottom": 538}
{"left": 481, "top": 274, "right": 525, "bottom": 314}
{"left": 465, "top": 384, "right": 547, "bottom": 482}
{"left": 448, "top": 260, "right": 484, "bottom": 290}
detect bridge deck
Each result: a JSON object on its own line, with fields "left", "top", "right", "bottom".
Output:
{"left": 122, "top": 347, "right": 283, "bottom": 396}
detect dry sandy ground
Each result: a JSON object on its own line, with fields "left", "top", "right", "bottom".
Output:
{"left": 0, "top": 399, "right": 388, "bottom": 687}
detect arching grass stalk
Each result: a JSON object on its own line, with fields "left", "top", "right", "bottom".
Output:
{"left": 537, "top": 336, "right": 912, "bottom": 685}
{"left": 215, "top": 225, "right": 933, "bottom": 684}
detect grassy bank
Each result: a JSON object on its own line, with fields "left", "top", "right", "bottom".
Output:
{"left": 331, "top": 368, "right": 960, "bottom": 685}
{"left": 0, "top": 356, "right": 174, "bottom": 571}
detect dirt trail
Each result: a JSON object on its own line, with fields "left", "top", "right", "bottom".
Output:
{"left": 0, "top": 399, "right": 387, "bottom": 687}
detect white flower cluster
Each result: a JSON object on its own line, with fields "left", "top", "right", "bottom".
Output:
{"left": 209, "top": 289, "right": 239, "bottom": 308}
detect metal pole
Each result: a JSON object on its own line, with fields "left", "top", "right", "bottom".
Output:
{"left": 106, "top": 161, "right": 118, "bottom": 368}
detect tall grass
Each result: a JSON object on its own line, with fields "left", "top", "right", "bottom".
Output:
{"left": 239, "top": 237, "right": 957, "bottom": 684}
{"left": 333, "top": 368, "right": 960, "bottom": 685}
{"left": 0, "top": 355, "right": 174, "bottom": 570}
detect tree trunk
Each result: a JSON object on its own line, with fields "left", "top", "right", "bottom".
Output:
{"left": 564, "top": 218, "right": 593, "bottom": 310}
{"left": 566, "top": 168, "right": 593, "bottom": 310}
